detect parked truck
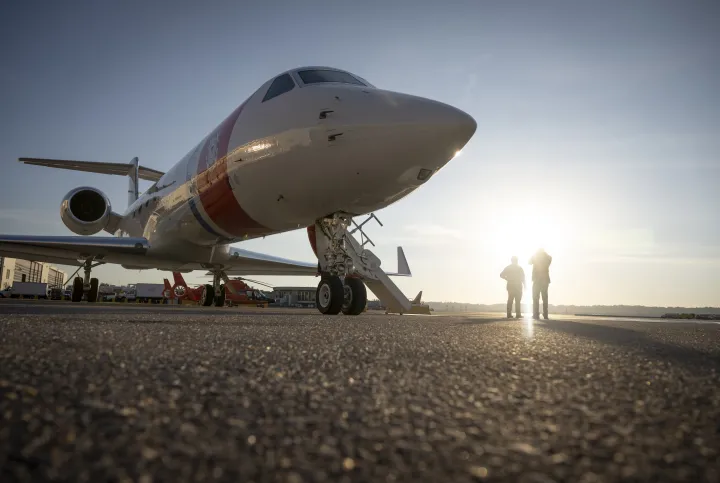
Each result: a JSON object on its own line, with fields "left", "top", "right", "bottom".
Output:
{"left": 135, "top": 283, "right": 166, "bottom": 303}
{"left": 8, "top": 282, "right": 50, "bottom": 299}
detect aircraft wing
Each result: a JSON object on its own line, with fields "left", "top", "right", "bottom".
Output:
{"left": 215, "top": 246, "right": 412, "bottom": 277}
{"left": 0, "top": 234, "right": 318, "bottom": 274}
{"left": 0, "top": 235, "right": 409, "bottom": 278}
{"left": 217, "top": 248, "right": 319, "bottom": 276}
{"left": 0, "top": 235, "right": 150, "bottom": 267}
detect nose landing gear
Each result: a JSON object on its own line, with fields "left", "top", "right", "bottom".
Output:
{"left": 312, "top": 213, "right": 412, "bottom": 316}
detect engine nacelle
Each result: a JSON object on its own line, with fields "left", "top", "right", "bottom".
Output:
{"left": 60, "top": 187, "right": 112, "bottom": 235}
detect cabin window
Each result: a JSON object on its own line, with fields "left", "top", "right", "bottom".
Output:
{"left": 262, "top": 74, "right": 295, "bottom": 102}
{"left": 297, "top": 69, "right": 365, "bottom": 86}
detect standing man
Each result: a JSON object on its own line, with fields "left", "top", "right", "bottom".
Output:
{"left": 500, "top": 256, "right": 525, "bottom": 318}
{"left": 529, "top": 248, "right": 553, "bottom": 319}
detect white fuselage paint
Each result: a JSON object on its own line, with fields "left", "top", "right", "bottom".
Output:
{"left": 116, "top": 67, "right": 476, "bottom": 261}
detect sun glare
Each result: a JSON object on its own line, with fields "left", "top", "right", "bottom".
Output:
{"left": 485, "top": 206, "right": 571, "bottom": 268}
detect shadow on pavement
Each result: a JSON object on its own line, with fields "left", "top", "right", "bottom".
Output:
{"left": 454, "top": 317, "right": 513, "bottom": 326}
{"left": 539, "top": 318, "right": 720, "bottom": 372}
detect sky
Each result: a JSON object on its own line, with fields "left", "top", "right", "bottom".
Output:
{"left": 0, "top": 0, "right": 718, "bottom": 307}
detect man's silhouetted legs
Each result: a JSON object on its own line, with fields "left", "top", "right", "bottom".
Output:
{"left": 500, "top": 256, "right": 525, "bottom": 319}
{"left": 507, "top": 288, "right": 522, "bottom": 318}
{"left": 533, "top": 281, "right": 549, "bottom": 319}
{"left": 507, "top": 291, "right": 514, "bottom": 318}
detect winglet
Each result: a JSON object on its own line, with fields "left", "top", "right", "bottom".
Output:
{"left": 411, "top": 291, "right": 422, "bottom": 304}
{"left": 397, "top": 247, "right": 411, "bottom": 276}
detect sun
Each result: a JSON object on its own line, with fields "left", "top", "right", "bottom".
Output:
{"left": 486, "top": 206, "right": 570, "bottom": 268}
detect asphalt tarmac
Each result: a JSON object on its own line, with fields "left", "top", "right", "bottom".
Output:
{"left": 1, "top": 300, "right": 719, "bottom": 482}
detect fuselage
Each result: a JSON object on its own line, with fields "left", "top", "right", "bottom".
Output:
{"left": 117, "top": 66, "right": 476, "bottom": 255}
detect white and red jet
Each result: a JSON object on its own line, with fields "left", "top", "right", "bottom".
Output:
{"left": 0, "top": 66, "right": 476, "bottom": 315}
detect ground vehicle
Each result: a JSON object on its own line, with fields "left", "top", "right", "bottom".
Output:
{"left": 135, "top": 283, "right": 166, "bottom": 303}
{"left": 8, "top": 282, "right": 50, "bottom": 299}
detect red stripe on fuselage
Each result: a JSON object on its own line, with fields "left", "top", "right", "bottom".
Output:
{"left": 195, "top": 101, "right": 268, "bottom": 237}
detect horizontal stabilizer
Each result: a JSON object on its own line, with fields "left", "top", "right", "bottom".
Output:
{"left": 19, "top": 157, "right": 164, "bottom": 182}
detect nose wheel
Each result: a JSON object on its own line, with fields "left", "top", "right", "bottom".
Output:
{"left": 316, "top": 276, "right": 367, "bottom": 315}
{"left": 341, "top": 277, "right": 367, "bottom": 315}
{"left": 316, "top": 276, "right": 344, "bottom": 314}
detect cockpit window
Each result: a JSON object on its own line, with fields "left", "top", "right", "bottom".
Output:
{"left": 297, "top": 69, "right": 365, "bottom": 86}
{"left": 262, "top": 74, "right": 295, "bottom": 102}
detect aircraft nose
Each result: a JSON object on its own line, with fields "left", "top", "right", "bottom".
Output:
{"left": 381, "top": 92, "right": 477, "bottom": 167}
{"left": 423, "top": 100, "right": 477, "bottom": 152}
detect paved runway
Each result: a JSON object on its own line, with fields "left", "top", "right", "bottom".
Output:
{"left": 1, "top": 301, "right": 719, "bottom": 482}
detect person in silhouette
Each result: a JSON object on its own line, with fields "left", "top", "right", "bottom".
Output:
{"left": 529, "top": 248, "right": 552, "bottom": 319}
{"left": 500, "top": 256, "right": 525, "bottom": 318}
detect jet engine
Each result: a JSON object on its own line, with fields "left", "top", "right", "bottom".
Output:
{"left": 60, "top": 186, "right": 112, "bottom": 235}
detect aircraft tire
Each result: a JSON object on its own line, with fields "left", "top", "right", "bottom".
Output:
{"left": 341, "top": 277, "right": 367, "bottom": 316}
{"left": 316, "top": 276, "right": 343, "bottom": 315}
{"left": 214, "top": 284, "right": 226, "bottom": 307}
{"left": 87, "top": 278, "right": 99, "bottom": 303}
{"left": 201, "top": 284, "right": 214, "bottom": 307}
{"left": 71, "top": 277, "right": 84, "bottom": 302}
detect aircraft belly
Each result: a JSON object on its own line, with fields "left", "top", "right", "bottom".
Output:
{"left": 229, "top": 129, "right": 430, "bottom": 227}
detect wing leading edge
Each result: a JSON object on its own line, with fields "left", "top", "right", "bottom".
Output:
{"left": 0, "top": 235, "right": 150, "bottom": 267}
{"left": 0, "top": 235, "right": 406, "bottom": 278}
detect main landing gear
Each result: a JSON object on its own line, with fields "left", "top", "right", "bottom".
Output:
{"left": 201, "top": 271, "right": 228, "bottom": 307}
{"left": 70, "top": 259, "right": 102, "bottom": 303}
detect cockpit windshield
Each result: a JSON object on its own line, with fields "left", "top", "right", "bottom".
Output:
{"left": 297, "top": 69, "right": 366, "bottom": 86}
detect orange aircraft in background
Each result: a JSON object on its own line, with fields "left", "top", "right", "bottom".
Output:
{"left": 165, "top": 272, "right": 273, "bottom": 307}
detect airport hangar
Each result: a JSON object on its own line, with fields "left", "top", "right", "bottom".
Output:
{"left": 0, "top": 256, "right": 66, "bottom": 290}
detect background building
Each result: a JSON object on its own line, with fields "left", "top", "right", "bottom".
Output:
{"left": 272, "top": 287, "right": 317, "bottom": 308}
{"left": 0, "top": 257, "right": 66, "bottom": 289}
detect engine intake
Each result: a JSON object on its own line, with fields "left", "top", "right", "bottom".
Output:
{"left": 60, "top": 187, "right": 112, "bottom": 235}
